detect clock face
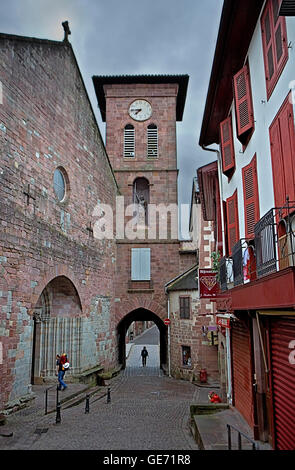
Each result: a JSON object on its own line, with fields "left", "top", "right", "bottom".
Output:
{"left": 129, "top": 99, "right": 152, "bottom": 121}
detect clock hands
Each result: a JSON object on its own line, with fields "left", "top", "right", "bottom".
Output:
{"left": 131, "top": 108, "right": 142, "bottom": 114}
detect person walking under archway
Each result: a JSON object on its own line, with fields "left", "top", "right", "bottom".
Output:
{"left": 141, "top": 346, "right": 148, "bottom": 367}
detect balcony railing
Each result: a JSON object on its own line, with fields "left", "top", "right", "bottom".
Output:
{"left": 219, "top": 199, "right": 295, "bottom": 291}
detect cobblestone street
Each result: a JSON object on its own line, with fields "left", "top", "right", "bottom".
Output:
{"left": 0, "top": 328, "right": 200, "bottom": 451}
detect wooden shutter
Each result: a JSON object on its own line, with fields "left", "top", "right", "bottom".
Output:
{"left": 180, "top": 297, "right": 190, "bottom": 319}
{"left": 279, "top": 99, "right": 295, "bottom": 203}
{"left": 242, "top": 155, "right": 260, "bottom": 239}
{"left": 131, "top": 248, "right": 150, "bottom": 280}
{"left": 269, "top": 95, "right": 295, "bottom": 214}
{"left": 261, "top": 0, "right": 288, "bottom": 98}
{"left": 233, "top": 64, "right": 254, "bottom": 142}
{"left": 220, "top": 116, "right": 235, "bottom": 174}
{"left": 226, "top": 190, "right": 239, "bottom": 256}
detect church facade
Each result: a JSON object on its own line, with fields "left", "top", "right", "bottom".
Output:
{"left": 0, "top": 27, "right": 204, "bottom": 413}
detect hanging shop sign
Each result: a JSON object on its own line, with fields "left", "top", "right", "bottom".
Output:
{"left": 199, "top": 269, "right": 218, "bottom": 298}
{"left": 216, "top": 316, "right": 231, "bottom": 329}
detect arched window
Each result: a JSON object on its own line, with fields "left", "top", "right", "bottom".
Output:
{"left": 133, "top": 177, "right": 149, "bottom": 225}
{"left": 124, "top": 124, "right": 135, "bottom": 157}
{"left": 147, "top": 124, "right": 158, "bottom": 158}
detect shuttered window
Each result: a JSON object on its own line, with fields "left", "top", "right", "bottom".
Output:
{"left": 233, "top": 64, "right": 254, "bottom": 145}
{"left": 124, "top": 124, "right": 135, "bottom": 157}
{"left": 179, "top": 296, "right": 190, "bottom": 319}
{"left": 131, "top": 248, "right": 151, "bottom": 280}
{"left": 147, "top": 124, "right": 158, "bottom": 158}
{"left": 226, "top": 190, "right": 239, "bottom": 256}
{"left": 242, "top": 155, "right": 260, "bottom": 239}
{"left": 261, "top": 0, "right": 288, "bottom": 99}
{"left": 269, "top": 94, "right": 295, "bottom": 215}
{"left": 220, "top": 115, "right": 235, "bottom": 175}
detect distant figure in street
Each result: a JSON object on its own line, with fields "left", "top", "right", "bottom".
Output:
{"left": 141, "top": 346, "right": 148, "bottom": 367}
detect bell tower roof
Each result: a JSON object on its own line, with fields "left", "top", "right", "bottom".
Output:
{"left": 92, "top": 74, "right": 189, "bottom": 122}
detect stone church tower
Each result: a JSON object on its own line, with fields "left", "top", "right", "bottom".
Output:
{"left": 92, "top": 75, "right": 193, "bottom": 367}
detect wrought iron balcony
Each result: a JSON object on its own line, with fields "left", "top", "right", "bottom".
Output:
{"left": 219, "top": 256, "right": 233, "bottom": 292}
{"left": 219, "top": 199, "right": 295, "bottom": 290}
{"left": 232, "top": 238, "right": 256, "bottom": 287}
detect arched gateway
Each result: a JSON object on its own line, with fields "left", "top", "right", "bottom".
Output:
{"left": 117, "top": 308, "right": 167, "bottom": 369}
{"left": 31, "top": 276, "right": 83, "bottom": 383}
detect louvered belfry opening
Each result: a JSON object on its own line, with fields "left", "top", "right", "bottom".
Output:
{"left": 147, "top": 124, "right": 158, "bottom": 158}
{"left": 124, "top": 124, "right": 135, "bottom": 157}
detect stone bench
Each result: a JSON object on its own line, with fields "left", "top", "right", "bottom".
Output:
{"left": 73, "top": 365, "right": 104, "bottom": 386}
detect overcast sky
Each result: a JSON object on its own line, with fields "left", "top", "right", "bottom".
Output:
{"left": 0, "top": 0, "right": 222, "bottom": 238}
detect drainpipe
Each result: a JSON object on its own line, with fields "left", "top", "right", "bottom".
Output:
{"left": 225, "top": 326, "right": 232, "bottom": 405}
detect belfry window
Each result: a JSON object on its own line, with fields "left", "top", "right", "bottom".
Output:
{"left": 147, "top": 124, "right": 158, "bottom": 158}
{"left": 124, "top": 124, "right": 135, "bottom": 157}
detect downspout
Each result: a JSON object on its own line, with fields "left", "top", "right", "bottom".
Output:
{"left": 164, "top": 285, "right": 171, "bottom": 377}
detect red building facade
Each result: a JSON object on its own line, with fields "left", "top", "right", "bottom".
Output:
{"left": 199, "top": 0, "right": 295, "bottom": 450}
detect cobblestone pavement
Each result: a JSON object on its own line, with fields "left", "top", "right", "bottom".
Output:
{"left": 0, "top": 368, "right": 199, "bottom": 451}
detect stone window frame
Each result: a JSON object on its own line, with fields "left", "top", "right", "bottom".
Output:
{"left": 53, "top": 166, "right": 70, "bottom": 204}
{"left": 179, "top": 295, "right": 191, "bottom": 319}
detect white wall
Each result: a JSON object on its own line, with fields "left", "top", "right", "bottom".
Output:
{"left": 221, "top": 11, "right": 295, "bottom": 240}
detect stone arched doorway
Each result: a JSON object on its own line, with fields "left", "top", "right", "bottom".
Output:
{"left": 117, "top": 308, "right": 167, "bottom": 369}
{"left": 31, "top": 276, "right": 83, "bottom": 384}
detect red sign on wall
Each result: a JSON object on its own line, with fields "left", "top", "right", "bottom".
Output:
{"left": 199, "top": 269, "right": 218, "bottom": 299}
{"left": 216, "top": 316, "right": 231, "bottom": 329}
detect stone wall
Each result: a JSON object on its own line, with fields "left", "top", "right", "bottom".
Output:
{"left": 0, "top": 36, "right": 118, "bottom": 410}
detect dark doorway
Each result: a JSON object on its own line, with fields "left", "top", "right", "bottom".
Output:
{"left": 117, "top": 308, "right": 167, "bottom": 369}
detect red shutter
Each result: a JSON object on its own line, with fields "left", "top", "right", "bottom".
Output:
{"left": 233, "top": 64, "right": 254, "bottom": 141}
{"left": 232, "top": 319, "right": 254, "bottom": 428}
{"left": 226, "top": 190, "right": 239, "bottom": 256}
{"left": 223, "top": 200, "right": 229, "bottom": 257}
{"left": 270, "top": 116, "right": 286, "bottom": 209}
{"left": 220, "top": 116, "right": 235, "bottom": 174}
{"left": 269, "top": 94, "right": 295, "bottom": 214}
{"left": 242, "top": 154, "right": 260, "bottom": 239}
{"left": 270, "top": 318, "right": 295, "bottom": 450}
{"left": 261, "top": 0, "right": 288, "bottom": 98}
{"left": 279, "top": 99, "right": 295, "bottom": 203}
